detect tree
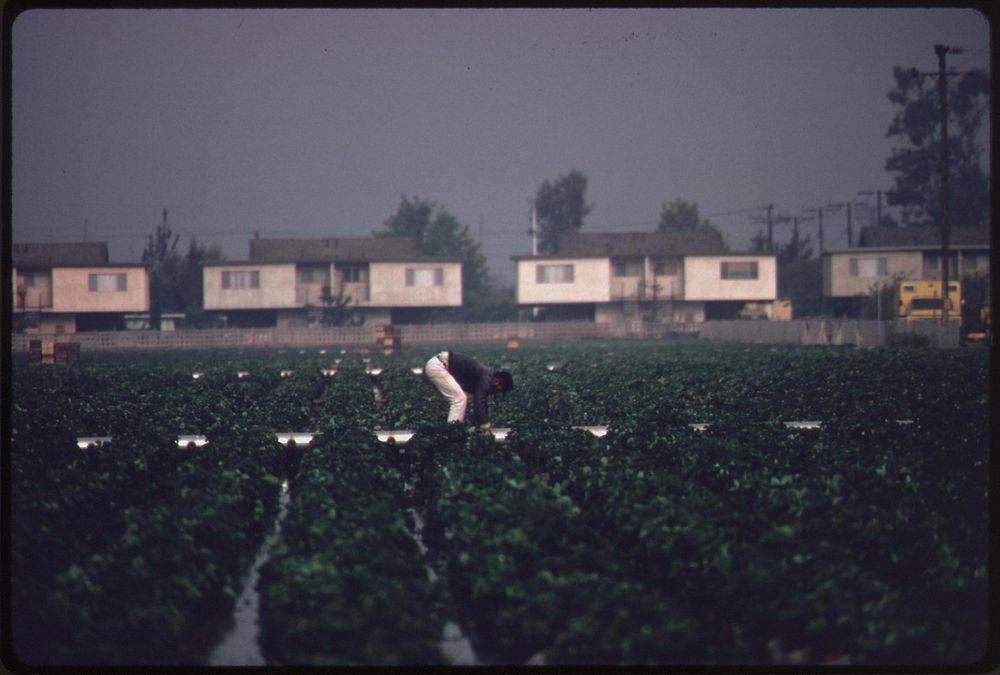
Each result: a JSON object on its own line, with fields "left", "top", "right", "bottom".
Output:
{"left": 178, "top": 239, "right": 223, "bottom": 327}
{"left": 319, "top": 286, "right": 363, "bottom": 326}
{"left": 378, "top": 195, "right": 493, "bottom": 319}
{"left": 142, "top": 210, "right": 223, "bottom": 329}
{"left": 658, "top": 198, "right": 721, "bottom": 237}
{"left": 534, "top": 170, "right": 593, "bottom": 254}
{"left": 751, "top": 218, "right": 823, "bottom": 317}
{"left": 884, "top": 65, "right": 990, "bottom": 227}
{"left": 142, "top": 211, "right": 182, "bottom": 330}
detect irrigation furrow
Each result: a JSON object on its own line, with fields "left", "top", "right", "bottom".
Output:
{"left": 207, "top": 480, "right": 292, "bottom": 666}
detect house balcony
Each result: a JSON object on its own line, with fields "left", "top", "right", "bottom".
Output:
{"left": 15, "top": 291, "right": 53, "bottom": 311}
{"left": 295, "top": 283, "right": 370, "bottom": 307}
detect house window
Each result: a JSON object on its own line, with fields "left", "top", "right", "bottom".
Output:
{"left": 654, "top": 259, "right": 679, "bottom": 276}
{"left": 612, "top": 259, "right": 644, "bottom": 277}
{"left": 963, "top": 253, "right": 990, "bottom": 274}
{"left": 921, "top": 253, "right": 958, "bottom": 279}
{"left": 849, "top": 257, "right": 888, "bottom": 277}
{"left": 536, "top": 264, "right": 574, "bottom": 284}
{"left": 720, "top": 261, "right": 758, "bottom": 280}
{"left": 298, "top": 266, "right": 329, "bottom": 284}
{"left": 341, "top": 266, "right": 364, "bottom": 283}
{"left": 88, "top": 273, "right": 127, "bottom": 292}
{"left": 406, "top": 268, "right": 444, "bottom": 287}
{"left": 221, "top": 270, "right": 260, "bottom": 289}
{"left": 20, "top": 272, "right": 38, "bottom": 287}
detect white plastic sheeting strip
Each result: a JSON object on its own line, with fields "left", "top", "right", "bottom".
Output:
{"left": 275, "top": 432, "right": 317, "bottom": 447}
{"left": 689, "top": 420, "right": 916, "bottom": 432}
{"left": 784, "top": 421, "right": 822, "bottom": 430}
{"left": 490, "top": 427, "right": 511, "bottom": 442}
{"left": 376, "top": 430, "right": 415, "bottom": 444}
{"left": 77, "top": 436, "right": 112, "bottom": 449}
{"left": 374, "top": 425, "right": 606, "bottom": 445}
{"left": 575, "top": 425, "right": 608, "bottom": 437}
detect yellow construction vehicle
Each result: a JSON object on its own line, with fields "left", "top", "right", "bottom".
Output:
{"left": 961, "top": 305, "right": 991, "bottom": 346}
{"left": 896, "top": 280, "right": 961, "bottom": 322}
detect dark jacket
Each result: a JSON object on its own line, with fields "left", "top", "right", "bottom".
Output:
{"left": 446, "top": 351, "right": 494, "bottom": 425}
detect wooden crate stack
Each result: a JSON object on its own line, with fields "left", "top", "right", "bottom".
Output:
{"left": 55, "top": 342, "right": 81, "bottom": 364}
{"left": 375, "top": 325, "right": 401, "bottom": 353}
{"left": 28, "top": 339, "right": 80, "bottom": 365}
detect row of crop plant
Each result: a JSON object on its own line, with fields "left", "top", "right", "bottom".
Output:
{"left": 503, "top": 412, "right": 988, "bottom": 664}
{"left": 9, "top": 367, "right": 289, "bottom": 665}
{"left": 9, "top": 343, "right": 990, "bottom": 667}
{"left": 9, "top": 350, "right": 384, "bottom": 666}
{"left": 256, "top": 429, "right": 448, "bottom": 665}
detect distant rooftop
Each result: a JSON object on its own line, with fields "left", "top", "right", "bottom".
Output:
{"left": 247, "top": 236, "right": 461, "bottom": 263}
{"left": 12, "top": 242, "right": 110, "bottom": 266}
{"left": 512, "top": 230, "right": 730, "bottom": 259}
{"left": 858, "top": 225, "right": 989, "bottom": 248}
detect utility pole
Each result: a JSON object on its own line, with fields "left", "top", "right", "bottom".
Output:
{"left": 911, "top": 44, "right": 965, "bottom": 324}
{"left": 528, "top": 203, "right": 539, "bottom": 256}
{"left": 858, "top": 190, "right": 883, "bottom": 228}
{"left": 827, "top": 201, "right": 866, "bottom": 248}
{"left": 802, "top": 207, "right": 825, "bottom": 254}
{"left": 750, "top": 204, "right": 790, "bottom": 251}
{"left": 763, "top": 203, "right": 774, "bottom": 250}
{"left": 765, "top": 203, "right": 773, "bottom": 251}
{"left": 935, "top": 44, "right": 960, "bottom": 324}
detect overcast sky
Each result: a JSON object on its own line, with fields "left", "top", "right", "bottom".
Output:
{"left": 8, "top": 7, "right": 991, "bottom": 285}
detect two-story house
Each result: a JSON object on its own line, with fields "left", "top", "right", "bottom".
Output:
{"left": 11, "top": 242, "right": 150, "bottom": 334}
{"left": 512, "top": 231, "right": 778, "bottom": 322}
{"left": 202, "top": 236, "right": 464, "bottom": 327}
{"left": 822, "top": 225, "right": 990, "bottom": 317}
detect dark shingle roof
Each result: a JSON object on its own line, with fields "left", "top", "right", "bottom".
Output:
{"left": 249, "top": 236, "right": 431, "bottom": 263}
{"left": 858, "top": 225, "right": 990, "bottom": 248}
{"left": 515, "top": 230, "right": 729, "bottom": 259}
{"left": 12, "top": 242, "right": 110, "bottom": 266}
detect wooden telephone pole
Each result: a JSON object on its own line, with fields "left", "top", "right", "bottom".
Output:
{"left": 935, "top": 44, "right": 958, "bottom": 324}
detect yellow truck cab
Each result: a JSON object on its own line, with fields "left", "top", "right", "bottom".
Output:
{"left": 897, "top": 280, "right": 961, "bottom": 321}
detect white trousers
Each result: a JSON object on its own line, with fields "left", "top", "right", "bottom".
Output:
{"left": 424, "top": 353, "right": 468, "bottom": 422}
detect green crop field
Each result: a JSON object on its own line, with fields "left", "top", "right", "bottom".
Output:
{"left": 6, "top": 341, "right": 992, "bottom": 668}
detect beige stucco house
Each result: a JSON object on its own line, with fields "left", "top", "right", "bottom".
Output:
{"left": 12, "top": 242, "right": 150, "bottom": 333}
{"left": 822, "top": 225, "right": 990, "bottom": 316}
{"left": 513, "top": 231, "right": 778, "bottom": 322}
{"left": 202, "top": 236, "right": 463, "bottom": 327}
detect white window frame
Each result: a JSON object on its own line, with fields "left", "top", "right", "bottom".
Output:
{"left": 221, "top": 270, "right": 260, "bottom": 289}
{"left": 720, "top": 261, "right": 759, "bottom": 280}
{"left": 88, "top": 273, "right": 127, "bottom": 292}
{"left": 612, "top": 259, "right": 644, "bottom": 277}
{"left": 536, "top": 264, "right": 575, "bottom": 284}
{"left": 963, "top": 253, "right": 990, "bottom": 274}
{"left": 297, "top": 265, "right": 329, "bottom": 284}
{"left": 405, "top": 268, "right": 444, "bottom": 287}
{"left": 654, "top": 259, "right": 680, "bottom": 276}
{"left": 340, "top": 266, "right": 364, "bottom": 283}
{"left": 849, "top": 257, "right": 888, "bottom": 277}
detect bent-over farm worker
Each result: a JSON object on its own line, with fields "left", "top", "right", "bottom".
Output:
{"left": 424, "top": 350, "right": 513, "bottom": 431}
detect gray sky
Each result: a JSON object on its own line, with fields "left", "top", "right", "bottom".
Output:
{"left": 9, "top": 7, "right": 991, "bottom": 285}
